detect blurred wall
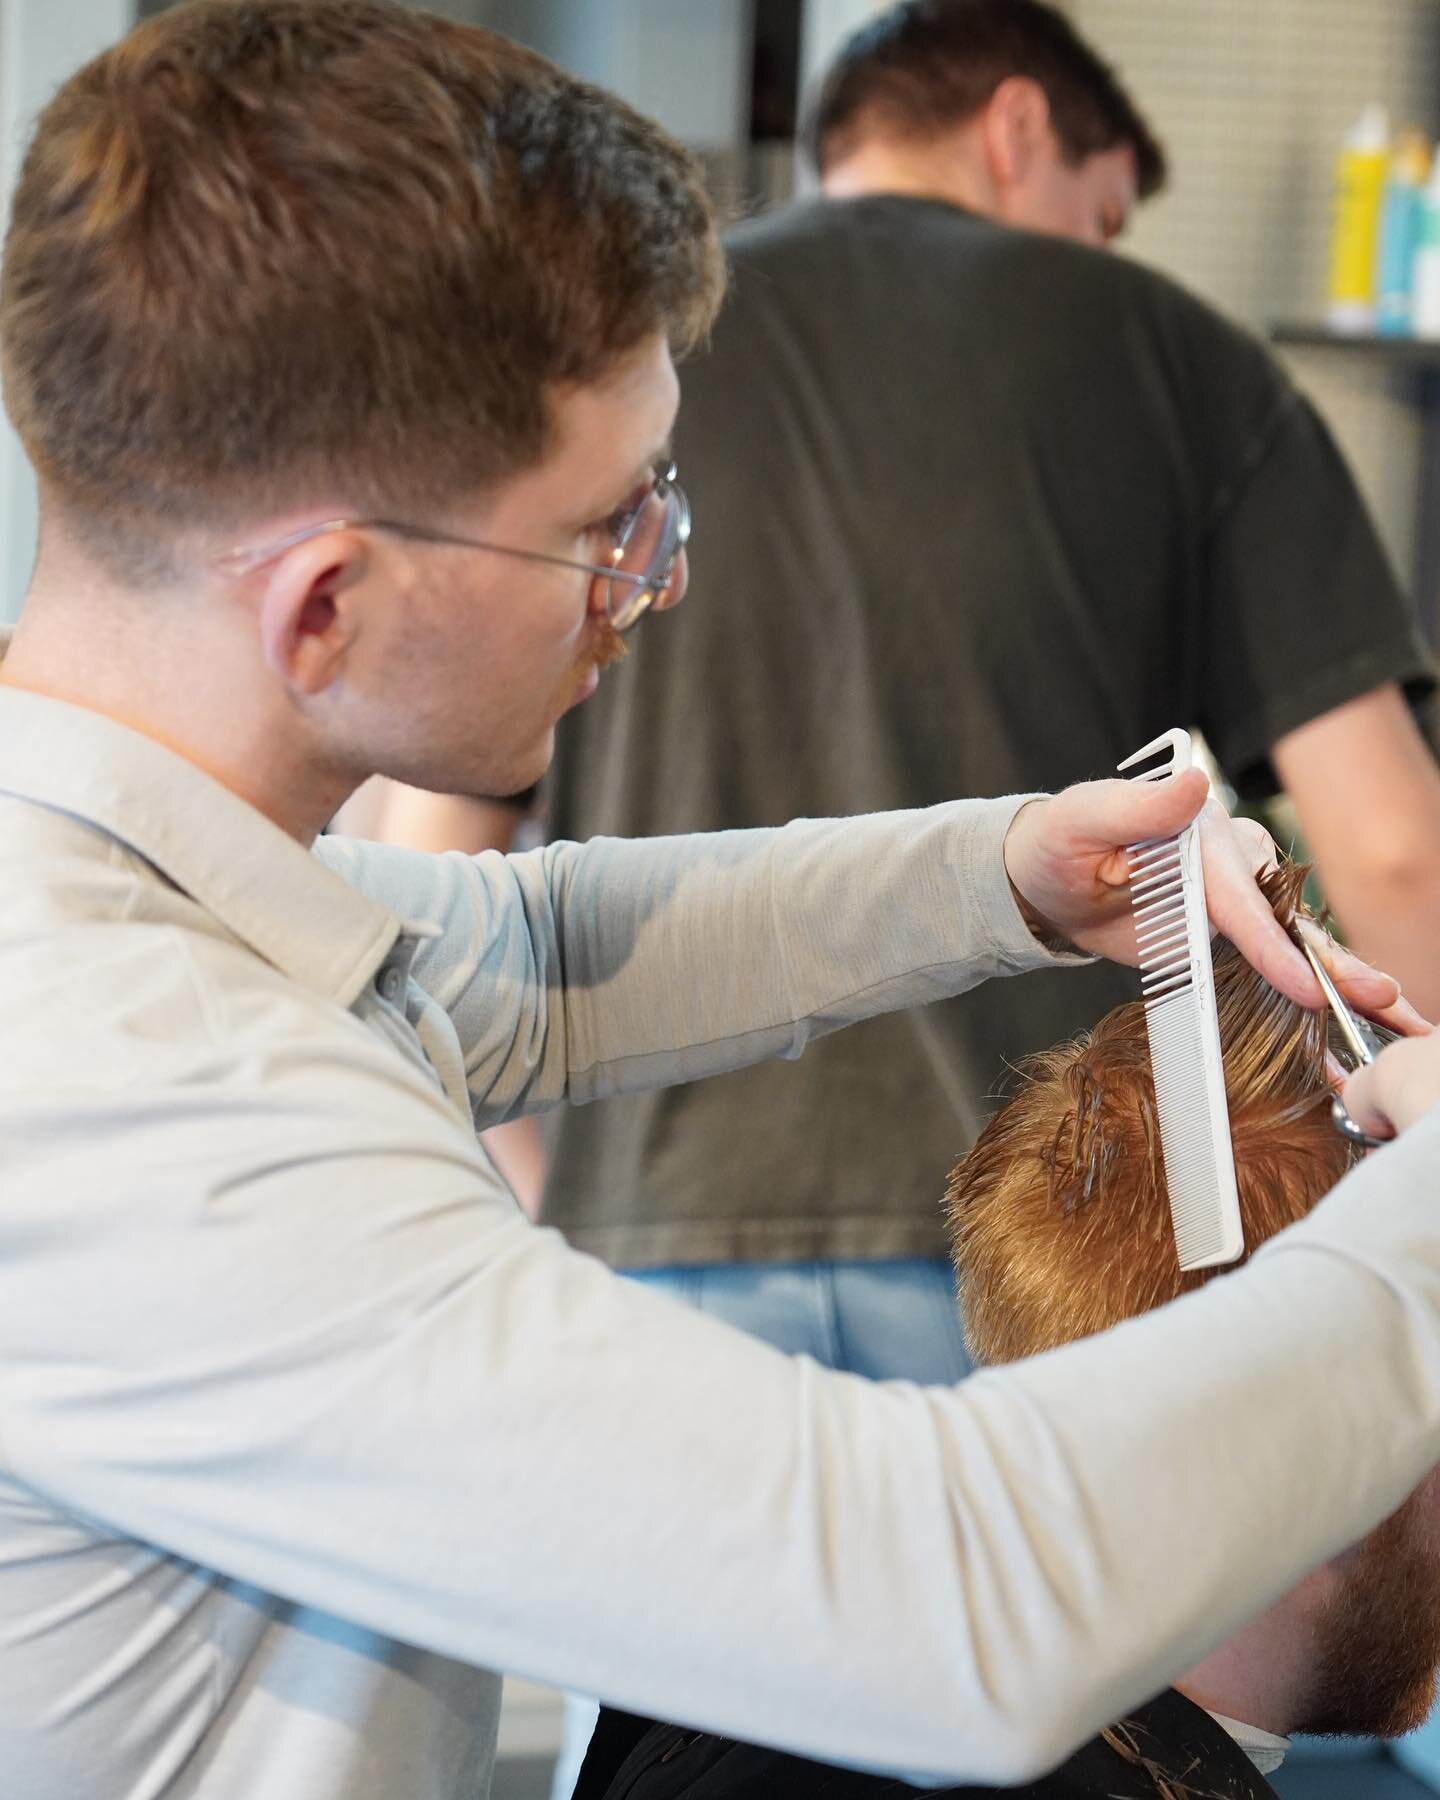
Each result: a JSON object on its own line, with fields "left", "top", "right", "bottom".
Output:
{"left": 800, "top": 0, "right": 885, "bottom": 92}
{"left": 0, "top": 0, "right": 133, "bottom": 623}
{"left": 464, "top": 0, "right": 754, "bottom": 148}
{"left": 468, "top": 0, "right": 883, "bottom": 145}
{"left": 1073, "top": 0, "right": 1440, "bottom": 624}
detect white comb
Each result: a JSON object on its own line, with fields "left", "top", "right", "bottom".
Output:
{"left": 1117, "top": 729, "right": 1243, "bottom": 1271}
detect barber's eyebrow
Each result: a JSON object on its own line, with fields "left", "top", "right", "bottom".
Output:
{"left": 564, "top": 440, "right": 674, "bottom": 539}
{"left": 631, "top": 439, "right": 673, "bottom": 490}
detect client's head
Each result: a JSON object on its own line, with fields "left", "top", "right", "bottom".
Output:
{"left": 946, "top": 861, "right": 1440, "bottom": 1741}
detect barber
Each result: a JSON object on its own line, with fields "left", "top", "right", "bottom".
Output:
{"left": 1, "top": 6, "right": 1440, "bottom": 1798}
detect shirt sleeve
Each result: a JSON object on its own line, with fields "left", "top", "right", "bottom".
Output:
{"left": 1195, "top": 385, "right": 1437, "bottom": 798}
{"left": 6, "top": 986, "right": 1440, "bottom": 1788}
{"left": 320, "top": 795, "right": 1080, "bottom": 1127}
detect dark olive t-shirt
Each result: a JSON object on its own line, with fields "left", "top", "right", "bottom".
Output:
{"left": 539, "top": 195, "right": 1435, "bottom": 1269}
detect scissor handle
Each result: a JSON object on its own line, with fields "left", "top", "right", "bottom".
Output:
{"left": 1331, "top": 1092, "right": 1386, "bottom": 1150}
{"left": 1293, "top": 934, "right": 1388, "bottom": 1149}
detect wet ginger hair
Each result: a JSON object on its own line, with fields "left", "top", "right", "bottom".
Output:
{"left": 947, "top": 862, "right": 1361, "bottom": 1365}
{"left": 0, "top": 0, "right": 723, "bottom": 579}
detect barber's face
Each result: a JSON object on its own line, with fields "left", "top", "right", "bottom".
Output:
{"left": 1002, "top": 136, "right": 1139, "bottom": 248}
{"left": 341, "top": 333, "right": 683, "bottom": 801}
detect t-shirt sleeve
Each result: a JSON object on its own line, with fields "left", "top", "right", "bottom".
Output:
{"left": 1195, "top": 384, "right": 1436, "bottom": 799}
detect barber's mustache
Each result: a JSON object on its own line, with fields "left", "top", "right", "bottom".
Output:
{"left": 589, "top": 621, "right": 629, "bottom": 673}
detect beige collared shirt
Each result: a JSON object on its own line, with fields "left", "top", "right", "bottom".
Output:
{"left": 2, "top": 682, "right": 1440, "bottom": 1800}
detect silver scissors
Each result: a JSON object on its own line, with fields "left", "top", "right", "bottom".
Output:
{"left": 1298, "top": 935, "right": 1386, "bottom": 1149}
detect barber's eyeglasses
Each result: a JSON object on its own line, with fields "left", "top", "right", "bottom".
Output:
{"left": 215, "top": 463, "right": 689, "bottom": 633}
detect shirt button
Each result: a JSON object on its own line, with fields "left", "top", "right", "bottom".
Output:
{"left": 379, "top": 967, "right": 405, "bottom": 1003}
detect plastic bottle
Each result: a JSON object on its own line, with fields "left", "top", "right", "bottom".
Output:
{"left": 1411, "top": 161, "right": 1440, "bottom": 339}
{"left": 1327, "top": 105, "right": 1390, "bottom": 333}
{"left": 1376, "top": 129, "right": 1433, "bottom": 335}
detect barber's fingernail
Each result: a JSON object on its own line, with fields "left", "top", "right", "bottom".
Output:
{"left": 1293, "top": 916, "right": 1332, "bottom": 952}
{"left": 1390, "top": 997, "right": 1435, "bottom": 1034}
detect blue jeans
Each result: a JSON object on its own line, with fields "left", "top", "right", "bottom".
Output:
{"left": 628, "top": 1254, "right": 973, "bottom": 1381}
{"left": 548, "top": 1257, "right": 970, "bottom": 1800}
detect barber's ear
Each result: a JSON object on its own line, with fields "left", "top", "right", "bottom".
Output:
{"left": 981, "top": 76, "right": 1053, "bottom": 188}
{"left": 254, "top": 530, "right": 372, "bottom": 696}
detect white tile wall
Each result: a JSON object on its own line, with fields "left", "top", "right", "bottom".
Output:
{"left": 1073, "top": 0, "right": 1440, "bottom": 596}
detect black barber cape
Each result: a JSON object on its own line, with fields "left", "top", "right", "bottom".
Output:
{"left": 574, "top": 1689, "right": 1278, "bottom": 1800}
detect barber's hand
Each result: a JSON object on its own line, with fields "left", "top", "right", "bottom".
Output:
{"left": 1343, "top": 1030, "right": 1440, "bottom": 1142}
{"left": 1294, "top": 918, "right": 1432, "bottom": 1043}
{"left": 1003, "top": 772, "right": 1321, "bottom": 1004}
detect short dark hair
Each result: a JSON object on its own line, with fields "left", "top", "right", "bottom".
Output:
{"left": 804, "top": 0, "right": 1166, "bottom": 198}
{"left": 0, "top": 0, "right": 724, "bottom": 578}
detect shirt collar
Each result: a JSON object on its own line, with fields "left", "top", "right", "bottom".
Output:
{"left": 0, "top": 678, "right": 403, "bottom": 1007}
{"left": 1205, "top": 1709, "right": 1290, "bottom": 1776}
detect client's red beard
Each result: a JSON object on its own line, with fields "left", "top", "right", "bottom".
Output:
{"left": 1298, "top": 1485, "right": 1440, "bottom": 1739}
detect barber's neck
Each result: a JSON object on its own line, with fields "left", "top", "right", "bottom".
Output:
{"left": 820, "top": 128, "right": 998, "bottom": 217}
{"left": 3, "top": 536, "right": 349, "bottom": 844}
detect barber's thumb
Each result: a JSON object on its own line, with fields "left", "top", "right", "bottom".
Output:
{"left": 1343, "top": 1033, "right": 1440, "bottom": 1140}
{"left": 1102, "top": 766, "right": 1208, "bottom": 839}
{"left": 1342, "top": 1061, "right": 1394, "bottom": 1142}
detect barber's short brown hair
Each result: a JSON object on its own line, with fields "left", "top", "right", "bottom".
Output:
{"left": 948, "top": 864, "right": 1358, "bottom": 1365}
{"left": 805, "top": 0, "right": 1166, "bottom": 197}
{"left": 0, "top": 0, "right": 724, "bottom": 575}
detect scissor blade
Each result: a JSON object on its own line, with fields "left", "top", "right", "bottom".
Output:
{"left": 1299, "top": 936, "right": 1381, "bottom": 1066}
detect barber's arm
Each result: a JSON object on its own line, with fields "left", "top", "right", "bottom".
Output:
{"left": 322, "top": 769, "right": 1330, "bottom": 1127}
{"left": 326, "top": 779, "right": 549, "bottom": 1208}
{"left": 13, "top": 956, "right": 1440, "bottom": 1788}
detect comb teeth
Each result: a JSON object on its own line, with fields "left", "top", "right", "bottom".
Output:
{"left": 1128, "top": 839, "right": 1195, "bottom": 1001}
